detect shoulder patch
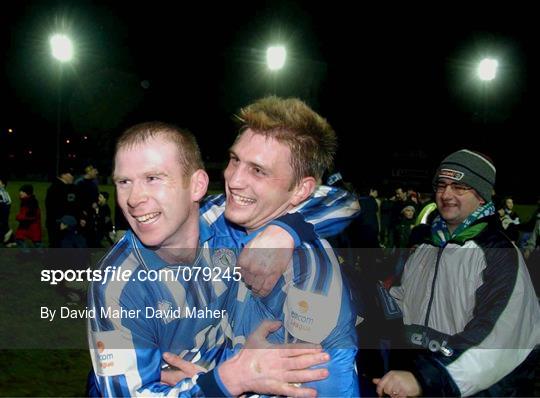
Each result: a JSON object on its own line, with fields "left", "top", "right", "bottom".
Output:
{"left": 284, "top": 285, "right": 340, "bottom": 343}
{"left": 90, "top": 330, "right": 137, "bottom": 377}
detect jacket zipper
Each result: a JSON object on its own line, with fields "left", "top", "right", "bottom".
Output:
{"left": 423, "top": 246, "right": 444, "bottom": 336}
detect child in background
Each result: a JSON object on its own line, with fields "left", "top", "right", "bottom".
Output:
{"left": 58, "top": 215, "right": 87, "bottom": 248}
{"left": 14, "top": 184, "right": 42, "bottom": 247}
{"left": 393, "top": 205, "right": 416, "bottom": 248}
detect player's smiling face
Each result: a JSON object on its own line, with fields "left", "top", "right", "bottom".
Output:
{"left": 113, "top": 136, "right": 195, "bottom": 248}
{"left": 223, "top": 129, "right": 299, "bottom": 232}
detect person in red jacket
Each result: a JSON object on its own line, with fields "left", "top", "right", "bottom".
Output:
{"left": 15, "top": 184, "right": 42, "bottom": 247}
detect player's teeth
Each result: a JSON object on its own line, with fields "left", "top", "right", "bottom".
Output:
{"left": 233, "top": 194, "right": 255, "bottom": 205}
{"left": 135, "top": 212, "right": 160, "bottom": 223}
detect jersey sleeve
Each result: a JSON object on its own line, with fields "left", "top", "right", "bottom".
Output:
{"left": 200, "top": 188, "right": 360, "bottom": 246}
{"left": 270, "top": 185, "right": 361, "bottom": 244}
{"left": 281, "top": 241, "right": 359, "bottom": 396}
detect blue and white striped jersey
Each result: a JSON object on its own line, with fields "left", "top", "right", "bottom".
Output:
{"left": 200, "top": 186, "right": 360, "bottom": 245}
{"left": 220, "top": 237, "right": 360, "bottom": 397}
{"left": 88, "top": 222, "right": 234, "bottom": 397}
{"left": 88, "top": 185, "right": 360, "bottom": 397}
{"left": 190, "top": 186, "right": 360, "bottom": 396}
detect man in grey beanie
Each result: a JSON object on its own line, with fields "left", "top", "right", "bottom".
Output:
{"left": 434, "top": 149, "right": 496, "bottom": 201}
{"left": 431, "top": 149, "right": 496, "bottom": 233}
{"left": 373, "top": 149, "right": 540, "bottom": 397}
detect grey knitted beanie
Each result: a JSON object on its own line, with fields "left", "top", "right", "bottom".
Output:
{"left": 433, "top": 149, "right": 496, "bottom": 202}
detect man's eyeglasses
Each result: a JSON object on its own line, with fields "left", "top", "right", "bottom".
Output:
{"left": 433, "top": 182, "right": 473, "bottom": 195}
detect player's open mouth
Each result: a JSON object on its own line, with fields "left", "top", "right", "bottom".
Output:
{"left": 230, "top": 193, "right": 256, "bottom": 206}
{"left": 133, "top": 212, "right": 161, "bottom": 224}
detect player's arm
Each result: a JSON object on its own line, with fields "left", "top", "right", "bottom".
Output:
{"left": 238, "top": 186, "right": 360, "bottom": 296}
{"left": 277, "top": 243, "right": 359, "bottom": 397}
{"left": 269, "top": 185, "right": 361, "bottom": 244}
{"left": 200, "top": 186, "right": 360, "bottom": 246}
{"left": 160, "top": 321, "right": 330, "bottom": 397}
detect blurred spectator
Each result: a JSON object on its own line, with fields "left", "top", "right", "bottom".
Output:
{"left": 113, "top": 197, "right": 129, "bottom": 243}
{"left": 391, "top": 187, "right": 408, "bottom": 221}
{"left": 45, "top": 167, "right": 79, "bottom": 247}
{"left": 415, "top": 191, "right": 437, "bottom": 226}
{"left": 356, "top": 186, "right": 381, "bottom": 248}
{"left": 406, "top": 187, "right": 419, "bottom": 207}
{"left": 14, "top": 184, "right": 42, "bottom": 247}
{"left": 0, "top": 176, "right": 12, "bottom": 245}
{"left": 385, "top": 187, "right": 413, "bottom": 248}
{"left": 393, "top": 205, "right": 415, "bottom": 248}
{"left": 96, "top": 191, "right": 114, "bottom": 246}
{"left": 498, "top": 196, "right": 520, "bottom": 242}
{"left": 524, "top": 212, "right": 540, "bottom": 295}
{"left": 58, "top": 215, "right": 87, "bottom": 248}
{"left": 77, "top": 165, "right": 100, "bottom": 247}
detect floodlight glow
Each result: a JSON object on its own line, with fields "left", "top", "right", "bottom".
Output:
{"left": 477, "top": 58, "right": 498, "bottom": 81}
{"left": 266, "top": 46, "right": 286, "bottom": 70}
{"left": 50, "top": 34, "right": 73, "bottom": 62}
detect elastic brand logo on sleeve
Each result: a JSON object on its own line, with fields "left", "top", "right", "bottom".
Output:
{"left": 410, "top": 333, "right": 454, "bottom": 357}
{"left": 439, "top": 169, "right": 464, "bottom": 181}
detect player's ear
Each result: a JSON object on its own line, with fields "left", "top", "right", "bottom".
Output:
{"left": 190, "top": 169, "right": 209, "bottom": 202}
{"left": 290, "top": 176, "right": 316, "bottom": 206}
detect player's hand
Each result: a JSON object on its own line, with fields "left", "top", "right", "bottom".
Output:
{"left": 160, "top": 352, "right": 207, "bottom": 386}
{"left": 219, "top": 320, "right": 329, "bottom": 397}
{"left": 238, "top": 225, "right": 294, "bottom": 297}
{"left": 373, "top": 370, "right": 422, "bottom": 398}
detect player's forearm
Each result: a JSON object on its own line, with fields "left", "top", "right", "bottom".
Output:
{"left": 214, "top": 354, "right": 244, "bottom": 396}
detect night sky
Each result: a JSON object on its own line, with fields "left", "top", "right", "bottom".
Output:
{"left": 2, "top": 1, "right": 538, "bottom": 199}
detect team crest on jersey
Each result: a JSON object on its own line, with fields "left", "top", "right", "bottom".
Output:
{"left": 438, "top": 168, "right": 464, "bottom": 181}
{"left": 212, "top": 248, "right": 236, "bottom": 269}
{"left": 157, "top": 300, "right": 174, "bottom": 324}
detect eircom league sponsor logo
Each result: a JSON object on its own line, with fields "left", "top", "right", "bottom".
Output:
{"left": 438, "top": 168, "right": 464, "bottom": 181}
{"left": 285, "top": 285, "right": 339, "bottom": 343}
{"left": 96, "top": 340, "right": 114, "bottom": 370}
{"left": 93, "top": 330, "right": 134, "bottom": 376}
{"left": 290, "top": 300, "right": 314, "bottom": 331}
